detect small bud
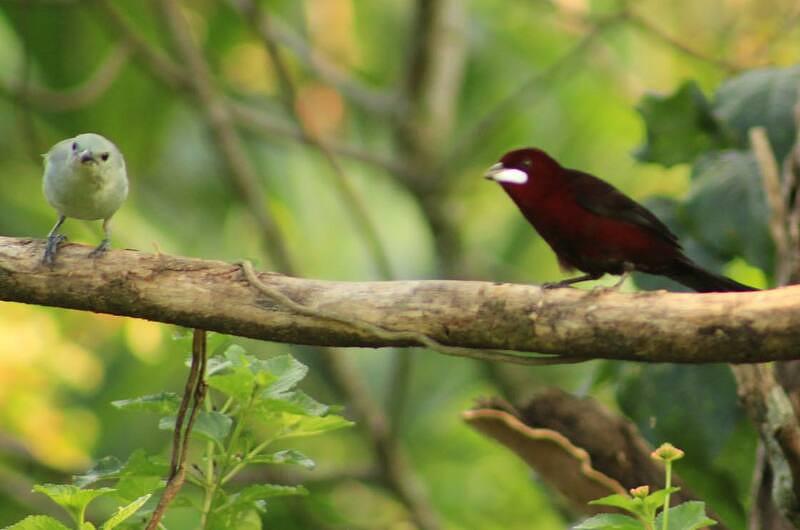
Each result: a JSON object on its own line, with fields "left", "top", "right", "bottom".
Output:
{"left": 630, "top": 485, "right": 650, "bottom": 499}
{"left": 651, "top": 443, "right": 685, "bottom": 462}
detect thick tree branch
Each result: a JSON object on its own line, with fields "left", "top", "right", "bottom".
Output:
{"left": 0, "top": 236, "right": 795, "bottom": 364}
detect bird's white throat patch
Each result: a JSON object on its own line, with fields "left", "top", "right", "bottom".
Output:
{"left": 492, "top": 167, "right": 528, "bottom": 184}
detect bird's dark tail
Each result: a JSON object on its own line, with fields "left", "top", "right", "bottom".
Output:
{"left": 664, "top": 258, "right": 757, "bottom": 292}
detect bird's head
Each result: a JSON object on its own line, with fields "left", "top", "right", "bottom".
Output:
{"left": 67, "top": 133, "right": 125, "bottom": 177}
{"left": 484, "top": 148, "right": 562, "bottom": 188}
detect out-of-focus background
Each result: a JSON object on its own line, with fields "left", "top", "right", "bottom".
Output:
{"left": 0, "top": 0, "right": 796, "bottom": 528}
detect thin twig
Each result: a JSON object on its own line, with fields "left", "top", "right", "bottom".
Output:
{"left": 5, "top": 43, "right": 131, "bottom": 112}
{"left": 92, "top": 0, "right": 188, "bottom": 89}
{"left": 238, "top": 260, "right": 583, "bottom": 366}
{"left": 750, "top": 127, "right": 791, "bottom": 283}
{"left": 146, "top": 329, "right": 208, "bottom": 530}
{"left": 231, "top": 0, "right": 394, "bottom": 279}
{"left": 13, "top": 5, "right": 43, "bottom": 163}
{"left": 625, "top": 9, "right": 742, "bottom": 74}
{"left": 267, "top": 16, "right": 400, "bottom": 116}
{"left": 441, "top": 15, "right": 620, "bottom": 178}
{"left": 90, "top": 0, "right": 405, "bottom": 181}
{"left": 228, "top": 100, "right": 410, "bottom": 178}
{"left": 744, "top": 3, "right": 800, "bottom": 66}
{"left": 155, "top": 0, "right": 294, "bottom": 273}
{"left": 785, "top": 100, "right": 800, "bottom": 284}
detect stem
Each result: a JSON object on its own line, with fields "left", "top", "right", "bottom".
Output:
{"left": 220, "top": 436, "right": 275, "bottom": 485}
{"left": 219, "top": 396, "right": 234, "bottom": 415}
{"left": 198, "top": 439, "right": 216, "bottom": 528}
{"left": 200, "top": 392, "right": 255, "bottom": 527}
{"left": 662, "top": 460, "right": 673, "bottom": 530}
{"left": 199, "top": 374, "right": 217, "bottom": 528}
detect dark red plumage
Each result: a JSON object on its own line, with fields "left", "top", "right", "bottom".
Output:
{"left": 486, "top": 148, "right": 756, "bottom": 292}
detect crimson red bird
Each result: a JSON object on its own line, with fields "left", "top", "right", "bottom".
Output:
{"left": 486, "top": 148, "right": 756, "bottom": 292}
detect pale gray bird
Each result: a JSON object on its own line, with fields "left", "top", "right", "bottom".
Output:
{"left": 42, "top": 133, "right": 128, "bottom": 265}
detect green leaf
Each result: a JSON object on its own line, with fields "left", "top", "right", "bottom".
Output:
{"left": 588, "top": 493, "right": 638, "bottom": 512}
{"left": 683, "top": 150, "right": 773, "bottom": 271}
{"left": 114, "top": 450, "right": 168, "bottom": 502}
{"left": 32, "top": 484, "right": 115, "bottom": 524}
{"left": 714, "top": 65, "right": 800, "bottom": 161}
{"left": 278, "top": 414, "right": 354, "bottom": 439}
{"left": 227, "top": 484, "right": 308, "bottom": 507}
{"left": 206, "top": 508, "right": 263, "bottom": 530}
{"left": 119, "top": 450, "right": 169, "bottom": 478}
{"left": 574, "top": 513, "right": 645, "bottom": 530}
{"left": 206, "top": 346, "right": 284, "bottom": 399}
{"left": 208, "top": 484, "right": 305, "bottom": 529}
{"left": 159, "top": 411, "right": 233, "bottom": 445}
{"left": 635, "top": 81, "right": 730, "bottom": 167}
{"left": 261, "top": 355, "right": 308, "bottom": 394}
{"left": 258, "top": 390, "right": 329, "bottom": 417}
{"left": 73, "top": 456, "right": 125, "bottom": 487}
{"left": 4, "top": 515, "right": 72, "bottom": 530}
{"left": 111, "top": 392, "right": 181, "bottom": 415}
{"left": 656, "top": 501, "right": 717, "bottom": 530}
{"left": 101, "top": 494, "right": 152, "bottom": 530}
{"left": 207, "top": 370, "right": 255, "bottom": 401}
{"left": 643, "top": 487, "right": 681, "bottom": 510}
{"left": 249, "top": 449, "right": 316, "bottom": 470}
{"left": 114, "top": 475, "right": 163, "bottom": 505}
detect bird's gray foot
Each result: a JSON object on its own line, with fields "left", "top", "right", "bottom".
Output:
{"left": 542, "top": 280, "right": 572, "bottom": 289}
{"left": 89, "top": 238, "right": 110, "bottom": 258}
{"left": 541, "top": 273, "right": 601, "bottom": 289}
{"left": 42, "top": 234, "right": 67, "bottom": 266}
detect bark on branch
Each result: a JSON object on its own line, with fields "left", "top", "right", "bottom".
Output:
{"left": 0, "top": 236, "right": 794, "bottom": 364}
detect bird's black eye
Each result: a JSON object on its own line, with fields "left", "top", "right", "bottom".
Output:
{"left": 522, "top": 159, "right": 532, "bottom": 167}
{"left": 71, "top": 142, "right": 78, "bottom": 151}
{"left": 100, "top": 152, "right": 110, "bottom": 162}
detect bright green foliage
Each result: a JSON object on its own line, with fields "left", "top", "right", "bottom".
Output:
{"left": 655, "top": 502, "right": 717, "bottom": 530}
{"left": 577, "top": 445, "right": 715, "bottom": 530}
{"left": 158, "top": 411, "right": 233, "bottom": 446}
{"left": 31, "top": 485, "right": 115, "bottom": 527}
{"left": 578, "top": 488, "right": 715, "bottom": 530}
{"left": 574, "top": 514, "right": 645, "bottom": 530}
{"left": 590, "top": 487, "right": 680, "bottom": 523}
{"left": 6, "top": 487, "right": 150, "bottom": 530}
{"left": 6, "top": 343, "right": 351, "bottom": 530}
{"left": 100, "top": 495, "right": 152, "bottom": 530}
{"left": 111, "top": 393, "right": 181, "bottom": 416}
{"left": 5, "top": 515, "right": 72, "bottom": 530}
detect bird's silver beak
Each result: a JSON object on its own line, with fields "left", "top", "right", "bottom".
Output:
{"left": 78, "top": 149, "right": 96, "bottom": 164}
{"left": 484, "top": 162, "right": 529, "bottom": 184}
{"left": 484, "top": 163, "right": 503, "bottom": 180}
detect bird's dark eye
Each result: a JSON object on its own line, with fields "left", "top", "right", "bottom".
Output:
{"left": 71, "top": 142, "right": 78, "bottom": 151}
{"left": 522, "top": 159, "right": 532, "bottom": 167}
{"left": 100, "top": 152, "right": 110, "bottom": 162}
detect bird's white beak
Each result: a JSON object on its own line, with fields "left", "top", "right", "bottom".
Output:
{"left": 484, "top": 163, "right": 528, "bottom": 184}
